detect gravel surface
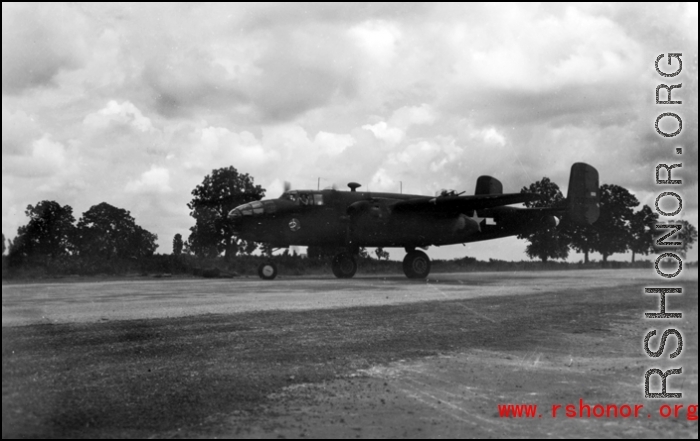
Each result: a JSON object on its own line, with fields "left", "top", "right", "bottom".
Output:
{"left": 2, "top": 269, "right": 697, "bottom": 438}
{"left": 2, "top": 269, "right": 680, "bottom": 326}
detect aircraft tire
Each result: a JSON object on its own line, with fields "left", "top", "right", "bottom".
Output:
{"left": 403, "top": 251, "right": 431, "bottom": 279}
{"left": 257, "top": 262, "right": 278, "bottom": 280}
{"left": 332, "top": 253, "right": 357, "bottom": 278}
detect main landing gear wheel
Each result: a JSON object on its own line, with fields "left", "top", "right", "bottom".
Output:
{"left": 331, "top": 253, "right": 357, "bottom": 279}
{"left": 257, "top": 262, "right": 278, "bottom": 280}
{"left": 403, "top": 250, "right": 431, "bottom": 279}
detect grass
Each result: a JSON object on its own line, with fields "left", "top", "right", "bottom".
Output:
{"left": 3, "top": 283, "right": 697, "bottom": 438}
{"left": 5, "top": 253, "right": 682, "bottom": 282}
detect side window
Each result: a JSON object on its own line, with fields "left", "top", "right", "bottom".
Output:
{"left": 251, "top": 201, "right": 264, "bottom": 214}
{"left": 299, "top": 193, "right": 312, "bottom": 205}
{"left": 314, "top": 194, "right": 324, "bottom": 205}
{"left": 240, "top": 204, "right": 253, "bottom": 216}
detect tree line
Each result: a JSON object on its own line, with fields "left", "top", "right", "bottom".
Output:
{"left": 5, "top": 201, "right": 158, "bottom": 273}
{"left": 519, "top": 178, "right": 697, "bottom": 263}
{"left": 183, "top": 167, "right": 696, "bottom": 264}
{"left": 3, "top": 166, "right": 697, "bottom": 277}
{"left": 2, "top": 166, "right": 267, "bottom": 276}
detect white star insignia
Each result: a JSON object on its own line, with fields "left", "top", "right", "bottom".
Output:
{"left": 468, "top": 210, "right": 485, "bottom": 232}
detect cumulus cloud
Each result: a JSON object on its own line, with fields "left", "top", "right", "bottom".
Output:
{"left": 362, "top": 121, "right": 404, "bottom": 146}
{"left": 184, "top": 126, "right": 277, "bottom": 174}
{"left": 3, "top": 135, "right": 68, "bottom": 179}
{"left": 389, "top": 104, "right": 437, "bottom": 129}
{"left": 2, "top": 3, "right": 89, "bottom": 93}
{"left": 313, "top": 132, "right": 355, "bottom": 156}
{"left": 349, "top": 19, "right": 401, "bottom": 67}
{"left": 362, "top": 105, "right": 439, "bottom": 147}
{"left": 83, "top": 100, "right": 154, "bottom": 132}
{"left": 2, "top": 107, "right": 42, "bottom": 155}
{"left": 125, "top": 166, "right": 172, "bottom": 194}
{"left": 142, "top": 49, "right": 250, "bottom": 119}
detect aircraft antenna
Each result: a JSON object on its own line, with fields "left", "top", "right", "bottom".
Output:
{"left": 400, "top": 181, "right": 402, "bottom": 194}
{"left": 318, "top": 177, "right": 320, "bottom": 191}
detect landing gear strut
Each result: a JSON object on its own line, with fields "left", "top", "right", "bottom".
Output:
{"left": 403, "top": 250, "right": 431, "bottom": 279}
{"left": 331, "top": 252, "right": 357, "bottom": 278}
{"left": 257, "top": 262, "right": 278, "bottom": 280}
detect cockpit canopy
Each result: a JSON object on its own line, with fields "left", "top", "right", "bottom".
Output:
{"left": 228, "top": 191, "right": 325, "bottom": 219}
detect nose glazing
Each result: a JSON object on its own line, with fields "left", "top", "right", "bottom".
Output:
{"left": 228, "top": 200, "right": 277, "bottom": 219}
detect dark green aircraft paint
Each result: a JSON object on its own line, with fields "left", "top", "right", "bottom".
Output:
{"left": 230, "top": 163, "right": 599, "bottom": 279}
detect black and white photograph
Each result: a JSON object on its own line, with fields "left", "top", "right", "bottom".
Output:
{"left": 2, "top": 2, "right": 698, "bottom": 438}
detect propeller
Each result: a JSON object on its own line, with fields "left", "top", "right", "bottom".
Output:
{"left": 279, "top": 181, "right": 292, "bottom": 197}
{"left": 344, "top": 200, "right": 371, "bottom": 252}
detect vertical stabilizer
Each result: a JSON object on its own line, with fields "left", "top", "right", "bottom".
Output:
{"left": 567, "top": 163, "right": 599, "bottom": 224}
{"left": 475, "top": 176, "right": 503, "bottom": 195}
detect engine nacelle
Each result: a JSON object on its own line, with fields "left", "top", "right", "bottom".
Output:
{"left": 543, "top": 215, "right": 560, "bottom": 228}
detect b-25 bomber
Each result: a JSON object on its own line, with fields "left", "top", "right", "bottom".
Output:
{"left": 229, "top": 163, "right": 599, "bottom": 280}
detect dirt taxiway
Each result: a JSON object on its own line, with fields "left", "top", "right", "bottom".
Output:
{"left": 1, "top": 269, "right": 680, "bottom": 326}
{"left": 2, "top": 269, "right": 698, "bottom": 438}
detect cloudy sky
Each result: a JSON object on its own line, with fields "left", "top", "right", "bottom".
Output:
{"left": 2, "top": 3, "right": 698, "bottom": 262}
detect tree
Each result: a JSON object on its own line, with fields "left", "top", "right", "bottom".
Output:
{"left": 129, "top": 225, "right": 159, "bottom": 258}
{"left": 655, "top": 220, "right": 698, "bottom": 259}
{"left": 187, "top": 209, "right": 220, "bottom": 257}
{"left": 172, "top": 234, "right": 184, "bottom": 256}
{"left": 566, "top": 222, "right": 597, "bottom": 263}
{"left": 518, "top": 177, "right": 569, "bottom": 262}
{"left": 260, "top": 243, "right": 275, "bottom": 257}
{"left": 76, "top": 202, "right": 158, "bottom": 259}
{"left": 188, "top": 166, "right": 265, "bottom": 259}
{"left": 10, "top": 201, "right": 76, "bottom": 262}
{"left": 307, "top": 246, "right": 338, "bottom": 260}
{"left": 183, "top": 239, "right": 193, "bottom": 256}
{"left": 591, "top": 184, "right": 639, "bottom": 262}
{"left": 629, "top": 205, "right": 658, "bottom": 262}
{"left": 375, "top": 247, "right": 390, "bottom": 260}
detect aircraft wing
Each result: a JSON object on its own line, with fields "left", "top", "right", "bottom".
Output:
{"left": 391, "top": 192, "right": 541, "bottom": 214}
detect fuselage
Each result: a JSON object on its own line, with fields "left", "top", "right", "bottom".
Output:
{"left": 231, "top": 163, "right": 597, "bottom": 280}
{"left": 230, "top": 189, "right": 559, "bottom": 249}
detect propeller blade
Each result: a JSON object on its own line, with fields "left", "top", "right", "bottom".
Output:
{"left": 279, "top": 181, "right": 292, "bottom": 197}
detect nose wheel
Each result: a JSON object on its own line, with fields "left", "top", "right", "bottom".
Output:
{"left": 331, "top": 253, "right": 357, "bottom": 278}
{"left": 403, "top": 251, "right": 431, "bottom": 279}
{"left": 257, "top": 262, "right": 278, "bottom": 280}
